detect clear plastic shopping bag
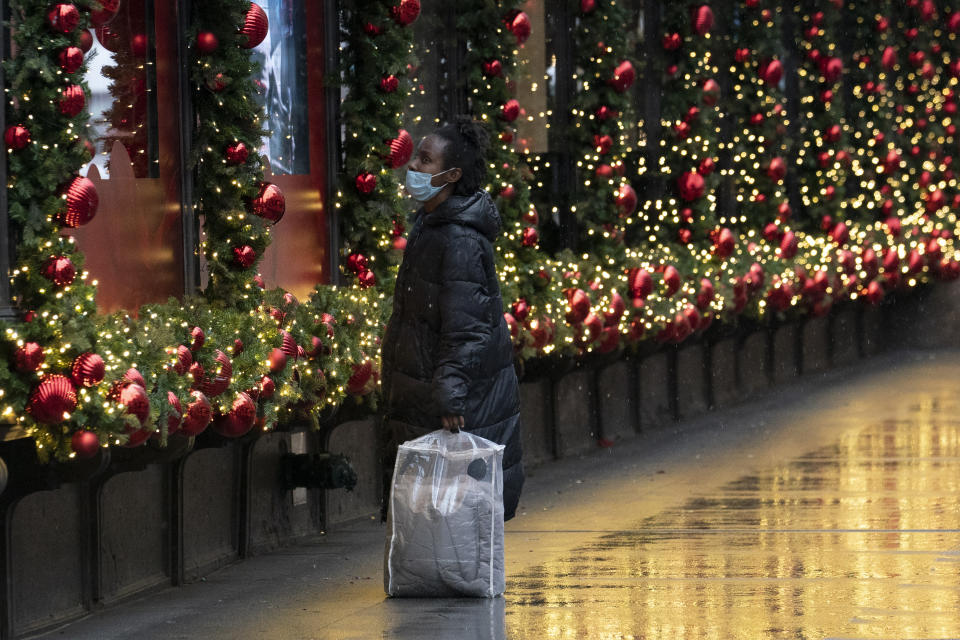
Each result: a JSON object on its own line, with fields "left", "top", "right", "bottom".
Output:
{"left": 384, "top": 429, "right": 505, "bottom": 598}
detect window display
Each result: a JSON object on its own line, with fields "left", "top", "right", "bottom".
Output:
{"left": 82, "top": 0, "right": 159, "bottom": 178}
{"left": 252, "top": 0, "right": 310, "bottom": 175}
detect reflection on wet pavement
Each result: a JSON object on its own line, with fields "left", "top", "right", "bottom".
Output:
{"left": 506, "top": 399, "right": 960, "bottom": 639}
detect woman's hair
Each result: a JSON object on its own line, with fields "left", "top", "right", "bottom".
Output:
{"left": 433, "top": 116, "right": 489, "bottom": 196}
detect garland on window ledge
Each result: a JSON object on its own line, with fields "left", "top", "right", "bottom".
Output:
{"left": 0, "top": 0, "right": 380, "bottom": 462}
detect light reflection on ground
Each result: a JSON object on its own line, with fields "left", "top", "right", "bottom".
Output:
{"left": 506, "top": 399, "right": 960, "bottom": 639}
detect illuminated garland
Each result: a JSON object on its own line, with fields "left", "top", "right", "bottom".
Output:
{"left": 0, "top": 0, "right": 379, "bottom": 462}
{"left": 334, "top": 0, "right": 418, "bottom": 289}
{"left": 794, "top": 0, "right": 852, "bottom": 236}
{"left": 455, "top": 1, "right": 576, "bottom": 357}
{"left": 728, "top": 1, "right": 791, "bottom": 234}
{"left": 190, "top": 0, "right": 275, "bottom": 305}
{"left": 568, "top": 0, "right": 635, "bottom": 261}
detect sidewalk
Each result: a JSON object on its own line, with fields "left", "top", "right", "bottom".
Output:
{"left": 33, "top": 350, "right": 960, "bottom": 639}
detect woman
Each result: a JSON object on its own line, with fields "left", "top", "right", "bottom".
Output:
{"left": 380, "top": 117, "right": 524, "bottom": 521}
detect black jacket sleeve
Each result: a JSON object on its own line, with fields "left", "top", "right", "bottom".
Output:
{"left": 432, "top": 231, "right": 493, "bottom": 416}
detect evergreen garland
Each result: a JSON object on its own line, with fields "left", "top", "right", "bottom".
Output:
{"left": 190, "top": 0, "right": 272, "bottom": 306}
{"left": 335, "top": 0, "right": 417, "bottom": 289}
{"left": 567, "top": 0, "right": 634, "bottom": 262}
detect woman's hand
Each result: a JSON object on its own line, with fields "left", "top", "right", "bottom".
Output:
{"left": 441, "top": 415, "right": 464, "bottom": 433}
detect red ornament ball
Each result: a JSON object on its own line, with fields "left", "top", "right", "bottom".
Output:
{"left": 386, "top": 129, "right": 413, "bottom": 168}
{"left": 663, "top": 266, "right": 682, "bottom": 296}
{"left": 190, "top": 326, "right": 205, "bottom": 351}
{"left": 42, "top": 256, "right": 76, "bottom": 287}
{"left": 216, "top": 392, "right": 257, "bottom": 437}
{"left": 482, "top": 60, "right": 502, "bottom": 77}
{"left": 233, "top": 245, "right": 256, "bottom": 268}
{"left": 59, "top": 84, "right": 86, "bottom": 117}
{"left": 628, "top": 268, "right": 653, "bottom": 300}
{"left": 358, "top": 269, "right": 377, "bottom": 288}
{"left": 196, "top": 31, "right": 219, "bottom": 54}
{"left": 521, "top": 226, "right": 539, "bottom": 247}
{"left": 363, "top": 23, "right": 383, "bottom": 36}
{"left": 762, "top": 59, "right": 783, "bottom": 85}
{"left": 593, "top": 134, "right": 613, "bottom": 154}
{"left": 823, "top": 57, "right": 843, "bottom": 83}
{"left": 615, "top": 183, "right": 637, "bottom": 216}
{"left": 252, "top": 183, "right": 285, "bottom": 223}
{"left": 677, "top": 171, "right": 705, "bottom": 201}
{"left": 61, "top": 176, "right": 99, "bottom": 227}
{"left": 71, "top": 352, "right": 105, "bottom": 387}
{"left": 194, "top": 349, "right": 232, "bottom": 398}
{"left": 48, "top": 4, "right": 80, "bottom": 33}
{"left": 507, "top": 11, "right": 531, "bottom": 44}
{"left": 77, "top": 29, "right": 94, "bottom": 52}
{"left": 269, "top": 347, "right": 288, "bottom": 373}
{"left": 950, "top": 11, "right": 960, "bottom": 32}
{"left": 693, "top": 4, "right": 715, "bottom": 35}
{"left": 94, "top": 24, "right": 122, "bottom": 51}
{"left": 207, "top": 72, "right": 228, "bottom": 91}
{"left": 259, "top": 375, "right": 276, "bottom": 399}
{"left": 5, "top": 125, "right": 30, "bottom": 150}
{"left": 15, "top": 342, "right": 45, "bottom": 373}
{"left": 225, "top": 141, "right": 248, "bottom": 165}
{"left": 355, "top": 172, "right": 377, "bottom": 194}
{"left": 379, "top": 74, "right": 399, "bottom": 93}
{"left": 347, "top": 359, "right": 378, "bottom": 396}
{"left": 90, "top": 0, "right": 120, "bottom": 27}
{"left": 501, "top": 99, "right": 521, "bottom": 122}
{"left": 662, "top": 33, "right": 682, "bottom": 51}
{"left": 280, "top": 330, "right": 298, "bottom": 359}
{"left": 766, "top": 156, "right": 787, "bottom": 181}
{"left": 123, "top": 367, "right": 146, "bottom": 389}
{"left": 499, "top": 184, "right": 517, "bottom": 200}
{"left": 346, "top": 252, "right": 368, "bottom": 274}
{"left": 391, "top": 0, "right": 421, "bottom": 26}
{"left": 609, "top": 60, "right": 635, "bottom": 93}
{"left": 120, "top": 383, "right": 150, "bottom": 427}
{"left": 581, "top": 0, "right": 596, "bottom": 12}
{"left": 172, "top": 345, "right": 192, "bottom": 375}
{"left": 702, "top": 78, "right": 720, "bottom": 105}
{"left": 181, "top": 391, "right": 213, "bottom": 436}
{"left": 165, "top": 391, "right": 183, "bottom": 436}
{"left": 714, "top": 227, "right": 736, "bottom": 258}
{"left": 131, "top": 33, "right": 148, "bottom": 57}
{"left": 58, "top": 46, "right": 84, "bottom": 74}
{"left": 28, "top": 375, "right": 77, "bottom": 424}
{"left": 240, "top": 3, "right": 269, "bottom": 49}
{"left": 71, "top": 430, "right": 100, "bottom": 459}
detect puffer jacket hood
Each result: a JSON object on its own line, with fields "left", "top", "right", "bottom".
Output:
{"left": 423, "top": 191, "right": 501, "bottom": 242}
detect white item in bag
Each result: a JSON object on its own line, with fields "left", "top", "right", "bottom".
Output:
{"left": 384, "top": 429, "right": 505, "bottom": 597}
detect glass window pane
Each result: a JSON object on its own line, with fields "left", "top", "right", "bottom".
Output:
{"left": 514, "top": 0, "right": 548, "bottom": 154}
{"left": 82, "top": 0, "right": 159, "bottom": 178}
{"left": 253, "top": 0, "right": 310, "bottom": 175}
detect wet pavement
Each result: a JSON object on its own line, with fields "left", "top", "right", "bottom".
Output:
{"left": 35, "top": 351, "right": 960, "bottom": 640}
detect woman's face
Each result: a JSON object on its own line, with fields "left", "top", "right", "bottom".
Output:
{"left": 409, "top": 135, "right": 452, "bottom": 186}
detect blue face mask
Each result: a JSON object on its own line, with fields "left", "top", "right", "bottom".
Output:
{"left": 405, "top": 168, "right": 454, "bottom": 202}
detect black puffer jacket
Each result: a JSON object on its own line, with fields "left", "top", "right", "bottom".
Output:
{"left": 381, "top": 191, "right": 524, "bottom": 520}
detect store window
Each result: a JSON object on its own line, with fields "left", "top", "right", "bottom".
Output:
{"left": 252, "top": 0, "right": 310, "bottom": 175}
{"left": 513, "top": 0, "right": 549, "bottom": 155}
{"left": 82, "top": 0, "right": 159, "bottom": 178}
{"left": 70, "top": 0, "right": 183, "bottom": 312}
